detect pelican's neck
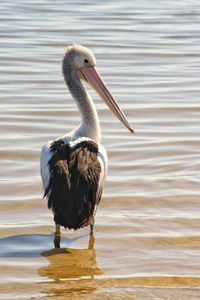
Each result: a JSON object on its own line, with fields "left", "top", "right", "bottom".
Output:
{"left": 64, "top": 67, "right": 101, "bottom": 143}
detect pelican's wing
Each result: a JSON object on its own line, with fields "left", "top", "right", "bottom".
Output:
{"left": 95, "top": 143, "right": 108, "bottom": 212}
{"left": 44, "top": 139, "right": 106, "bottom": 230}
{"left": 40, "top": 142, "right": 52, "bottom": 192}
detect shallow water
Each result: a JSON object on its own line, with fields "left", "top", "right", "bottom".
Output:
{"left": 0, "top": 0, "right": 200, "bottom": 299}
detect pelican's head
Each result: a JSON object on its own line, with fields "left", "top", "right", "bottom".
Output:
{"left": 62, "top": 43, "right": 134, "bottom": 135}
{"left": 63, "top": 43, "right": 96, "bottom": 71}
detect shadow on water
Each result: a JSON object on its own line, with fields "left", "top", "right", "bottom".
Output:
{"left": 0, "top": 233, "right": 87, "bottom": 258}
{"left": 0, "top": 233, "right": 104, "bottom": 296}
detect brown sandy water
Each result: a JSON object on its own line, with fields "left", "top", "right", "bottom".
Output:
{"left": 0, "top": 0, "right": 200, "bottom": 299}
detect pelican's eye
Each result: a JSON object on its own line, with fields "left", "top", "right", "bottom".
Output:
{"left": 84, "top": 58, "right": 90, "bottom": 66}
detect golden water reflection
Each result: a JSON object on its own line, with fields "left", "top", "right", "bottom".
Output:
{"left": 38, "top": 235, "right": 104, "bottom": 281}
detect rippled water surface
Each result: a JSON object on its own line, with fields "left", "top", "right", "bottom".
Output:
{"left": 0, "top": 0, "right": 200, "bottom": 299}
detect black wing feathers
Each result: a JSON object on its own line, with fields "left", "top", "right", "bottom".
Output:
{"left": 45, "top": 139, "right": 102, "bottom": 230}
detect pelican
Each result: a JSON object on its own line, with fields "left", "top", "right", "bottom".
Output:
{"left": 40, "top": 44, "right": 134, "bottom": 247}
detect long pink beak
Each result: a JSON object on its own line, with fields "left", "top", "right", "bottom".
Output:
{"left": 79, "top": 66, "right": 134, "bottom": 134}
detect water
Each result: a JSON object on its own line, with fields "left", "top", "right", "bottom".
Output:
{"left": 0, "top": 0, "right": 200, "bottom": 299}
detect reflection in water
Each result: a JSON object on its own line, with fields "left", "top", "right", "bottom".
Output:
{"left": 38, "top": 235, "right": 103, "bottom": 281}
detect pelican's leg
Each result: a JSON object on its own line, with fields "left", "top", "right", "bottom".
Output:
{"left": 90, "top": 224, "right": 94, "bottom": 235}
{"left": 54, "top": 224, "right": 61, "bottom": 248}
{"left": 89, "top": 217, "right": 95, "bottom": 249}
{"left": 88, "top": 232, "right": 95, "bottom": 250}
{"left": 90, "top": 217, "right": 95, "bottom": 235}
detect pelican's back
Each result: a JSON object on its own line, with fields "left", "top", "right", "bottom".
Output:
{"left": 43, "top": 139, "right": 103, "bottom": 229}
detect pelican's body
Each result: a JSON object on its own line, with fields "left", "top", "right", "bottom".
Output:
{"left": 40, "top": 44, "right": 133, "bottom": 246}
{"left": 41, "top": 136, "right": 107, "bottom": 233}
